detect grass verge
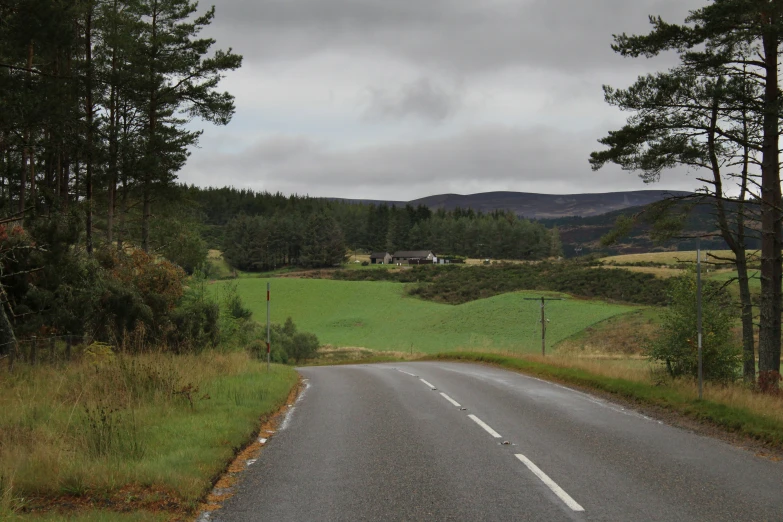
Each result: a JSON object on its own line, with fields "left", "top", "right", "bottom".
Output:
{"left": 429, "top": 352, "right": 783, "bottom": 449}
{"left": 0, "top": 351, "right": 298, "bottom": 520}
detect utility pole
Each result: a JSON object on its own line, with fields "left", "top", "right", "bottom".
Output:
{"left": 697, "top": 240, "right": 703, "bottom": 400}
{"left": 266, "top": 282, "right": 271, "bottom": 372}
{"left": 524, "top": 297, "right": 564, "bottom": 356}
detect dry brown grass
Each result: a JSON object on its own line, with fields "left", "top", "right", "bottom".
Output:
{"left": 601, "top": 250, "right": 750, "bottom": 266}
{"left": 598, "top": 265, "right": 685, "bottom": 278}
{"left": 555, "top": 310, "right": 659, "bottom": 356}
{"left": 316, "top": 345, "right": 420, "bottom": 362}
{"left": 464, "top": 258, "right": 529, "bottom": 265}
{"left": 549, "top": 310, "right": 783, "bottom": 428}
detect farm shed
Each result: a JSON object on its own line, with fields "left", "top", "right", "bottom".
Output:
{"left": 370, "top": 252, "right": 393, "bottom": 264}
{"left": 392, "top": 250, "right": 436, "bottom": 265}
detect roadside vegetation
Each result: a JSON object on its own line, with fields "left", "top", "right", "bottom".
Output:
{"left": 0, "top": 352, "right": 297, "bottom": 521}
{"left": 333, "top": 261, "right": 669, "bottom": 306}
{"left": 431, "top": 352, "right": 783, "bottom": 448}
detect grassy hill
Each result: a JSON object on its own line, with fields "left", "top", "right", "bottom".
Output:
{"left": 214, "top": 278, "right": 638, "bottom": 354}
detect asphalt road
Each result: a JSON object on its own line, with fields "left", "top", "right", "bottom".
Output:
{"left": 214, "top": 362, "right": 783, "bottom": 521}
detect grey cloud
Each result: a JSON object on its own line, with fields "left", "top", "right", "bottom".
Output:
{"left": 208, "top": 0, "right": 705, "bottom": 74}
{"left": 182, "top": 125, "right": 702, "bottom": 200}
{"left": 365, "top": 78, "right": 462, "bottom": 122}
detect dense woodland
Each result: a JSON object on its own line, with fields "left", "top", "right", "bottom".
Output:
{"left": 0, "top": 0, "right": 241, "bottom": 351}
{"left": 184, "top": 185, "right": 558, "bottom": 271}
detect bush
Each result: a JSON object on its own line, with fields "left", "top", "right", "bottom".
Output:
{"left": 168, "top": 299, "right": 220, "bottom": 352}
{"left": 258, "top": 317, "right": 321, "bottom": 364}
{"left": 289, "top": 332, "right": 320, "bottom": 363}
{"left": 334, "top": 262, "right": 669, "bottom": 305}
{"left": 647, "top": 275, "right": 740, "bottom": 383}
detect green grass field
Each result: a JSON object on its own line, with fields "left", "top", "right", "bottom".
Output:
{"left": 215, "top": 278, "right": 638, "bottom": 354}
{"left": 707, "top": 269, "right": 762, "bottom": 289}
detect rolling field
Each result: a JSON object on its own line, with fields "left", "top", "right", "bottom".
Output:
{"left": 214, "top": 278, "right": 638, "bottom": 354}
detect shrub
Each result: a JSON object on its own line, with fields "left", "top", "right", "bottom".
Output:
{"left": 258, "top": 317, "right": 320, "bottom": 364}
{"left": 168, "top": 299, "right": 220, "bottom": 352}
{"left": 288, "top": 332, "right": 320, "bottom": 363}
{"left": 647, "top": 275, "right": 740, "bottom": 383}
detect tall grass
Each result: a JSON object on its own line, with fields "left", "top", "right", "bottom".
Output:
{"left": 0, "top": 351, "right": 297, "bottom": 519}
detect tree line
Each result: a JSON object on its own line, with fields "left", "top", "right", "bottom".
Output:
{"left": 0, "top": 0, "right": 238, "bottom": 351}
{"left": 204, "top": 185, "right": 560, "bottom": 271}
{"left": 0, "top": 0, "right": 240, "bottom": 253}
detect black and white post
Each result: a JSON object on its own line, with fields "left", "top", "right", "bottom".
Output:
{"left": 266, "top": 282, "right": 271, "bottom": 372}
{"left": 697, "top": 241, "right": 703, "bottom": 400}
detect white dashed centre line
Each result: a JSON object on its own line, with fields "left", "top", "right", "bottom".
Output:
{"left": 515, "top": 454, "right": 585, "bottom": 512}
{"left": 397, "top": 369, "right": 417, "bottom": 377}
{"left": 468, "top": 414, "right": 502, "bottom": 438}
{"left": 420, "top": 378, "right": 437, "bottom": 389}
{"left": 439, "top": 393, "right": 461, "bottom": 407}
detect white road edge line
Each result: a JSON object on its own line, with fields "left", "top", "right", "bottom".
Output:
{"left": 515, "top": 454, "right": 584, "bottom": 512}
{"left": 440, "top": 393, "right": 461, "bottom": 407}
{"left": 468, "top": 414, "right": 502, "bottom": 438}
{"left": 397, "top": 369, "right": 417, "bottom": 377}
{"left": 420, "top": 378, "right": 437, "bottom": 389}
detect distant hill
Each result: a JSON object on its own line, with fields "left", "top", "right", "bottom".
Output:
{"left": 328, "top": 190, "right": 691, "bottom": 219}
{"left": 539, "top": 201, "right": 760, "bottom": 257}
{"left": 408, "top": 190, "right": 692, "bottom": 219}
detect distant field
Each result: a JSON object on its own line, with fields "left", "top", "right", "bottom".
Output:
{"left": 213, "top": 278, "right": 638, "bottom": 354}
{"left": 599, "top": 265, "right": 685, "bottom": 278}
{"left": 707, "top": 269, "right": 762, "bottom": 289}
{"left": 206, "top": 249, "right": 235, "bottom": 279}
{"left": 601, "top": 250, "right": 752, "bottom": 266}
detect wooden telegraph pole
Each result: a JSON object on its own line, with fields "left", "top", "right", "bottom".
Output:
{"left": 266, "top": 282, "right": 271, "bottom": 372}
{"left": 524, "top": 297, "right": 564, "bottom": 356}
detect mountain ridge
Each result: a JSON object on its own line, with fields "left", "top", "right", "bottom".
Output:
{"left": 327, "top": 189, "right": 691, "bottom": 219}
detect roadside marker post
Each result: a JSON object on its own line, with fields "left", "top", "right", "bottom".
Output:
{"left": 267, "top": 282, "right": 271, "bottom": 373}
{"left": 524, "top": 296, "right": 564, "bottom": 356}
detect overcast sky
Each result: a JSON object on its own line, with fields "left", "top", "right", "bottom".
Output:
{"left": 180, "top": 0, "right": 708, "bottom": 201}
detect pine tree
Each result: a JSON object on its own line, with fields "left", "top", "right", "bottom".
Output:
{"left": 131, "top": 0, "right": 241, "bottom": 251}
{"left": 550, "top": 226, "right": 563, "bottom": 258}
{"left": 300, "top": 211, "right": 346, "bottom": 268}
{"left": 595, "top": 0, "right": 783, "bottom": 383}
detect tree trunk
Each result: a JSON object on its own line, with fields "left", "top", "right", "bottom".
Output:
{"left": 706, "top": 88, "right": 756, "bottom": 383}
{"left": 0, "top": 286, "right": 17, "bottom": 359}
{"left": 19, "top": 41, "right": 34, "bottom": 215}
{"left": 142, "top": 5, "right": 159, "bottom": 253}
{"left": 736, "top": 253, "right": 756, "bottom": 381}
{"left": 20, "top": 147, "right": 27, "bottom": 214}
{"left": 84, "top": 4, "right": 94, "bottom": 255}
{"left": 757, "top": 23, "right": 782, "bottom": 382}
{"left": 29, "top": 145, "right": 35, "bottom": 214}
{"left": 60, "top": 153, "right": 70, "bottom": 210}
{"left": 107, "top": 4, "right": 119, "bottom": 245}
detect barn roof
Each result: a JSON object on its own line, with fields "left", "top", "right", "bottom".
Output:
{"left": 370, "top": 252, "right": 391, "bottom": 259}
